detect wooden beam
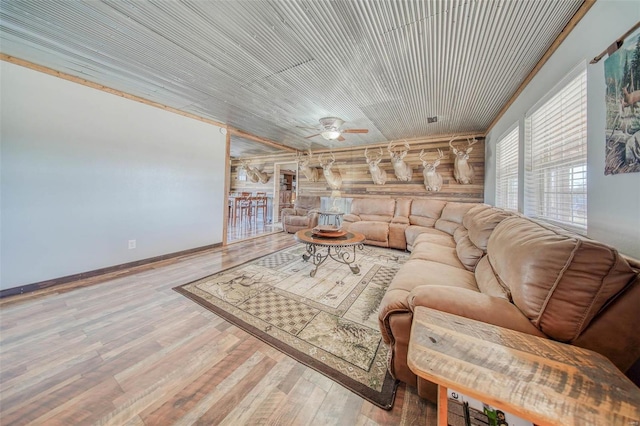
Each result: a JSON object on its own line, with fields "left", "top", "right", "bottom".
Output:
{"left": 1, "top": 53, "right": 300, "bottom": 154}
{"left": 485, "top": 0, "right": 596, "bottom": 135}
{"left": 1, "top": 53, "right": 230, "bottom": 130}
{"left": 227, "top": 127, "right": 297, "bottom": 153}
{"left": 222, "top": 131, "right": 231, "bottom": 247}
{"left": 310, "top": 132, "right": 485, "bottom": 155}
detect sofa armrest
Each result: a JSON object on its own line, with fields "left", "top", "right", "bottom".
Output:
{"left": 343, "top": 213, "right": 361, "bottom": 223}
{"left": 281, "top": 207, "right": 296, "bottom": 217}
{"left": 408, "top": 285, "right": 546, "bottom": 337}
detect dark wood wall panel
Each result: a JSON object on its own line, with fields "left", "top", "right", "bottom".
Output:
{"left": 231, "top": 136, "right": 485, "bottom": 203}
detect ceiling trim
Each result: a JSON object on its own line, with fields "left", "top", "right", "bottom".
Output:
{"left": 485, "top": 0, "right": 596, "bottom": 135}
{"left": 228, "top": 127, "right": 297, "bottom": 153}
{"left": 308, "top": 132, "right": 485, "bottom": 155}
{"left": 1, "top": 53, "right": 298, "bottom": 154}
{"left": 0, "top": 53, "right": 229, "bottom": 127}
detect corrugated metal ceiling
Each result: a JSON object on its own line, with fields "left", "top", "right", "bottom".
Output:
{"left": 0, "top": 0, "right": 584, "bottom": 156}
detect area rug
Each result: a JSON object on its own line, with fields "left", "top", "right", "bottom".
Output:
{"left": 174, "top": 243, "right": 410, "bottom": 409}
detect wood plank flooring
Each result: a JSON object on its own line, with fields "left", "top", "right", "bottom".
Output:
{"left": 227, "top": 215, "right": 281, "bottom": 244}
{"left": 0, "top": 232, "right": 436, "bottom": 425}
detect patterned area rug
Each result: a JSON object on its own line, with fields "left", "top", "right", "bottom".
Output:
{"left": 174, "top": 243, "right": 409, "bottom": 409}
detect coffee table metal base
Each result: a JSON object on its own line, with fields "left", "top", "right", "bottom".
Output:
{"left": 301, "top": 243, "right": 364, "bottom": 277}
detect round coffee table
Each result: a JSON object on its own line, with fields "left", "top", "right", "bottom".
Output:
{"left": 294, "top": 229, "right": 366, "bottom": 277}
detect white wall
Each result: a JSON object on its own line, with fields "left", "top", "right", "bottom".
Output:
{"left": 485, "top": 0, "right": 640, "bottom": 258}
{"left": 1, "top": 62, "right": 227, "bottom": 290}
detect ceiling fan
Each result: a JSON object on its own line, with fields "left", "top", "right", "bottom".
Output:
{"left": 302, "top": 117, "right": 369, "bottom": 141}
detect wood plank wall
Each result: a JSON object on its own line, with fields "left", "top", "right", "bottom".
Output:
{"left": 230, "top": 136, "right": 485, "bottom": 203}
{"left": 230, "top": 155, "right": 296, "bottom": 194}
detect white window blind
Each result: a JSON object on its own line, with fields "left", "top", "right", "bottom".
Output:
{"left": 495, "top": 126, "right": 519, "bottom": 211}
{"left": 524, "top": 66, "right": 587, "bottom": 234}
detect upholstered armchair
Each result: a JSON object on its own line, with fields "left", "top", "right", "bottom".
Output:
{"left": 281, "top": 195, "right": 321, "bottom": 233}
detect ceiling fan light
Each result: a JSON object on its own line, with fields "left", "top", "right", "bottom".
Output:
{"left": 321, "top": 130, "right": 341, "bottom": 140}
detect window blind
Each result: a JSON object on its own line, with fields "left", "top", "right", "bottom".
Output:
{"left": 496, "top": 126, "right": 519, "bottom": 211}
{"left": 524, "top": 67, "right": 587, "bottom": 234}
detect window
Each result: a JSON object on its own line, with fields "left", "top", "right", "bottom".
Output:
{"left": 524, "top": 64, "right": 587, "bottom": 234}
{"left": 495, "top": 125, "right": 519, "bottom": 211}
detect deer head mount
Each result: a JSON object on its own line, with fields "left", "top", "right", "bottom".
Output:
{"left": 239, "top": 160, "right": 270, "bottom": 184}
{"left": 318, "top": 152, "right": 342, "bottom": 190}
{"left": 364, "top": 147, "right": 387, "bottom": 185}
{"left": 449, "top": 137, "right": 478, "bottom": 185}
{"left": 419, "top": 148, "right": 444, "bottom": 192}
{"left": 295, "top": 149, "right": 321, "bottom": 182}
{"left": 387, "top": 141, "right": 413, "bottom": 181}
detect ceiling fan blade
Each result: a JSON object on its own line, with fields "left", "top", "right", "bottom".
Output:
{"left": 337, "top": 135, "right": 346, "bottom": 141}
{"left": 341, "top": 128, "right": 369, "bottom": 134}
{"left": 305, "top": 133, "right": 321, "bottom": 139}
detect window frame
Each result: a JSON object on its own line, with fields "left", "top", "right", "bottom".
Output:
{"left": 495, "top": 123, "right": 520, "bottom": 211}
{"left": 524, "top": 62, "right": 588, "bottom": 235}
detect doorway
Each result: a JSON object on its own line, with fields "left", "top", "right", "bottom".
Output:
{"left": 273, "top": 162, "right": 298, "bottom": 224}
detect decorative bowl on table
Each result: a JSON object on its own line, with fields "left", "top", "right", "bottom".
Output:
{"left": 311, "top": 225, "right": 346, "bottom": 238}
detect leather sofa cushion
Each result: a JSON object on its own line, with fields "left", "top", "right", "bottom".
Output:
{"left": 350, "top": 198, "right": 395, "bottom": 222}
{"left": 408, "top": 286, "right": 545, "bottom": 337}
{"left": 406, "top": 226, "right": 453, "bottom": 250}
{"left": 410, "top": 242, "right": 465, "bottom": 269}
{"left": 412, "top": 230, "right": 456, "bottom": 248}
{"left": 455, "top": 229, "right": 485, "bottom": 271}
{"left": 435, "top": 202, "right": 478, "bottom": 235}
{"left": 379, "top": 259, "right": 479, "bottom": 322}
{"left": 488, "top": 216, "right": 637, "bottom": 342}
{"left": 474, "top": 256, "right": 510, "bottom": 300}
{"left": 348, "top": 221, "right": 389, "bottom": 242}
{"left": 409, "top": 199, "right": 446, "bottom": 227}
{"left": 286, "top": 215, "right": 309, "bottom": 226}
{"left": 463, "top": 205, "right": 514, "bottom": 251}
{"left": 360, "top": 214, "right": 394, "bottom": 222}
{"left": 394, "top": 198, "right": 413, "bottom": 219}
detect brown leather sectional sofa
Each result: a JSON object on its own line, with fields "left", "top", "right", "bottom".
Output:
{"left": 342, "top": 197, "right": 640, "bottom": 401}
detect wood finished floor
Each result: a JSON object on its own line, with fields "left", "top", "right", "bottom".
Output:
{"left": 0, "top": 232, "right": 435, "bottom": 425}
{"left": 227, "top": 212, "right": 279, "bottom": 243}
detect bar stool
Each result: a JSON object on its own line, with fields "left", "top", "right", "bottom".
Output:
{"left": 253, "top": 192, "right": 267, "bottom": 224}
{"left": 236, "top": 192, "right": 253, "bottom": 224}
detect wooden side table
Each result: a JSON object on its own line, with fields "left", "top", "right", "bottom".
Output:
{"left": 407, "top": 307, "right": 640, "bottom": 426}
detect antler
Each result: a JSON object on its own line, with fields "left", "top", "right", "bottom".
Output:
{"left": 448, "top": 135, "right": 460, "bottom": 150}
{"left": 420, "top": 148, "right": 445, "bottom": 164}
{"left": 365, "top": 147, "right": 383, "bottom": 162}
{"left": 387, "top": 141, "right": 395, "bottom": 153}
{"left": 466, "top": 137, "right": 478, "bottom": 147}
{"left": 318, "top": 152, "right": 336, "bottom": 167}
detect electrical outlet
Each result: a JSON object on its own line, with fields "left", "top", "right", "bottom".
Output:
{"left": 128, "top": 240, "right": 136, "bottom": 249}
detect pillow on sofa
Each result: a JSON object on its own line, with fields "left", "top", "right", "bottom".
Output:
{"left": 409, "top": 199, "right": 446, "bottom": 227}
{"left": 454, "top": 228, "right": 484, "bottom": 271}
{"left": 350, "top": 198, "right": 396, "bottom": 222}
{"left": 487, "top": 216, "right": 637, "bottom": 342}
{"left": 435, "top": 202, "right": 479, "bottom": 235}
{"left": 463, "top": 205, "right": 514, "bottom": 251}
